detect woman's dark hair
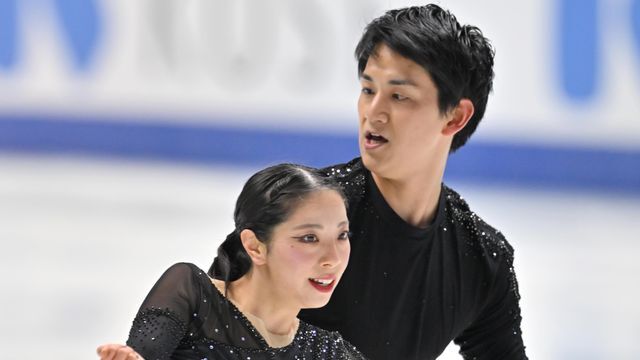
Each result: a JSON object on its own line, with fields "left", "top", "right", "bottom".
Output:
{"left": 355, "top": 4, "right": 495, "bottom": 153}
{"left": 208, "top": 163, "right": 346, "bottom": 291}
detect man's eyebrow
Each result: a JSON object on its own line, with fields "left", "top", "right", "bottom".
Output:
{"left": 360, "top": 73, "right": 373, "bottom": 82}
{"left": 388, "top": 78, "right": 417, "bottom": 86}
{"left": 360, "top": 73, "right": 417, "bottom": 86}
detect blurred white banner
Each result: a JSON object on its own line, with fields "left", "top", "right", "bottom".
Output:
{"left": 0, "top": 0, "right": 639, "bottom": 147}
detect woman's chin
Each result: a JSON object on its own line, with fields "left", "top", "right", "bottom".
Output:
{"left": 301, "top": 296, "right": 332, "bottom": 310}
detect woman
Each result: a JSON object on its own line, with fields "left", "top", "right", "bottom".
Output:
{"left": 96, "top": 163, "right": 366, "bottom": 359}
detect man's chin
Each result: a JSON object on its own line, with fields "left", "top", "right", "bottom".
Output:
{"left": 361, "top": 153, "right": 384, "bottom": 174}
{"left": 362, "top": 156, "right": 403, "bottom": 183}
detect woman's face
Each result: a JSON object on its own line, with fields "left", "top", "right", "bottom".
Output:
{"left": 265, "top": 189, "right": 350, "bottom": 309}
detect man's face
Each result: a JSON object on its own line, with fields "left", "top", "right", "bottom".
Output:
{"left": 358, "top": 43, "right": 452, "bottom": 180}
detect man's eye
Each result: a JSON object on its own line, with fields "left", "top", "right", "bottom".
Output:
{"left": 361, "top": 87, "right": 374, "bottom": 95}
{"left": 393, "top": 93, "right": 408, "bottom": 101}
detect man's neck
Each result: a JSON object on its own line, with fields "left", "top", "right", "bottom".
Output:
{"left": 371, "top": 157, "right": 446, "bottom": 228}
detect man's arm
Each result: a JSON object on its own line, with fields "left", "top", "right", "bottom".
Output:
{"left": 455, "top": 245, "right": 528, "bottom": 359}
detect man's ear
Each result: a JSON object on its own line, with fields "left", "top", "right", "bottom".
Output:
{"left": 442, "top": 99, "right": 474, "bottom": 136}
{"left": 240, "top": 229, "right": 267, "bottom": 266}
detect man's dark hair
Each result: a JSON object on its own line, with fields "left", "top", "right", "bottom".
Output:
{"left": 355, "top": 4, "right": 495, "bottom": 152}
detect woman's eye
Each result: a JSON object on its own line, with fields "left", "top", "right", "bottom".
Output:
{"left": 298, "top": 234, "right": 318, "bottom": 243}
{"left": 338, "top": 231, "right": 351, "bottom": 240}
{"left": 393, "top": 93, "right": 407, "bottom": 101}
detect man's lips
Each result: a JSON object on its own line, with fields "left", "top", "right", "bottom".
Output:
{"left": 363, "top": 131, "right": 388, "bottom": 149}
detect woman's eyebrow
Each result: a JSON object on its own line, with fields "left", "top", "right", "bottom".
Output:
{"left": 292, "top": 223, "right": 323, "bottom": 230}
{"left": 292, "top": 220, "right": 348, "bottom": 230}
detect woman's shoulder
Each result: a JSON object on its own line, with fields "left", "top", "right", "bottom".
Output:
{"left": 152, "top": 262, "right": 215, "bottom": 297}
{"left": 160, "top": 262, "right": 209, "bottom": 279}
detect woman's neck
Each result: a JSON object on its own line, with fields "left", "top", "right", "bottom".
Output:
{"left": 212, "top": 272, "right": 299, "bottom": 348}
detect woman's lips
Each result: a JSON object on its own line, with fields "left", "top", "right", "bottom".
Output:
{"left": 308, "top": 277, "right": 336, "bottom": 293}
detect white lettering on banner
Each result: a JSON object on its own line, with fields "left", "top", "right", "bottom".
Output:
{"left": 136, "top": 0, "right": 375, "bottom": 93}
{"left": 0, "top": 0, "right": 639, "bottom": 147}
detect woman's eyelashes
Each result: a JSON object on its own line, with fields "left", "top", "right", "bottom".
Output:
{"left": 294, "top": 230, "right": 351, "bottom": 243}
{"left": 295, "top": 234, "right": 318, "bottom": 243}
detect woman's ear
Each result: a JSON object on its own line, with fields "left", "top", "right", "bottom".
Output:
{"left": 442, "top": 98, "right": 474, "bottom": 136}
{"left": 240, "top": 229, "right": 267, "bottom": 266}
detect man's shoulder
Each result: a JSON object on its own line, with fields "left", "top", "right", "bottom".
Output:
{"left": 442, "top": 185, "right": 515, "bottom": 260}
{"left": 320, "top": 158, "right": 367, "bottom": 201}
{"left": 320, "top": 157, "right": 365, "bottom": 179}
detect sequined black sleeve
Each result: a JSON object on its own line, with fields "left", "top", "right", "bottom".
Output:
{"left": 333, "top": 333, "right": 369, "bottom": 360}
{"left": 454, "top": 239, "right": 528, "bottom": 360}
{"left": 126, "top": 263, "right": 197, "bottom": 360}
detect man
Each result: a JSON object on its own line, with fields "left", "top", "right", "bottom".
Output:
{"left": 299, "top": 4, "right": 528, "bottom": 360}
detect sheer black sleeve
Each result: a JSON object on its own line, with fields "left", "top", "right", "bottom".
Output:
{"left": 454, "top": 244, "right": 528, "bottom": 359}
{"left": 126, "top": 263, "right": 199, "bottom": 360}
